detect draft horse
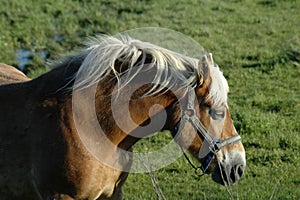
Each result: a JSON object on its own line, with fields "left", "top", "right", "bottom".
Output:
{"left": 0, "top": 35, "right": 246, "bottom": 199}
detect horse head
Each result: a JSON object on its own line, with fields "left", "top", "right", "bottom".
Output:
{"left": 170, "top": 53, "right": 246, "bottom": 185}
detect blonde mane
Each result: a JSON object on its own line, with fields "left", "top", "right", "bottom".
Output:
{"left": 207, "top": 63, "right": 229, "bottom": 107}
{"left": 71, "top": 34, "right": 228, "bottom": 106}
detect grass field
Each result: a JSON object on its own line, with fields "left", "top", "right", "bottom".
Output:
{"left": 0, "top": 0, "right": 299, "bottom": 199}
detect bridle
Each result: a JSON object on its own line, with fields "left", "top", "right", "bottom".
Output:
{"left": 171, "top": 88, "right": 242, "bottom": 175}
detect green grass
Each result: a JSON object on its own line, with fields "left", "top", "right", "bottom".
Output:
{"left": 0, "top": 0, "right": 299, "bottom": 199}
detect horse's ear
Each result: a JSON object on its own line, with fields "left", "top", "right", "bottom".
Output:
{"left": 197, "top": 53, "right": 212, "bottom": 85}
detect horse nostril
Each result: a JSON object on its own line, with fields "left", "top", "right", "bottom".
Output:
{"left": 237, "top": 165, "right": 244, "bottom": 177}
{"left": 230, "top": 167, "right": 236, "bottom": 183}
{"left": 230, "top": 165, "right": 245, "bottom": 183}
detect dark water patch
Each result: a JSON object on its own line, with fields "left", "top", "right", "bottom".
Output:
{"left": 15, "top": 48, "right": 48, "bottom": 72}
{"left": 54, "top": 34, "right": 64, "bottom": 44}
{"left": 15, "top": 49, "right": 31, "bottom": 71}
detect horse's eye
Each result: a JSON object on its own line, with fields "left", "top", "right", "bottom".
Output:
{"left": 209, "top": 108, "right": 225, "bottom": 120}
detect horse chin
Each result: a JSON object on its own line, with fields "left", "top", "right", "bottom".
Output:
{"left": 211, "top": 165, "right": 228, "bottom": 185}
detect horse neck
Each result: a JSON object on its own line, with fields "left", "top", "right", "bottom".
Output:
{"left": 0, "top": 65, "right": 76, "bottom": 122}
{"left": 29, "top": 59, "right": 180, "bottom": 153}
{"left": 92, "top": 82, "right": 179, "bottom": 151}
{"left": 30, "top": 59, "right": 82, "bottom": 98}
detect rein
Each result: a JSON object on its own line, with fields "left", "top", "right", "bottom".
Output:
{"left": 172, "top": 88, "right": 242, "bottom": 175}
